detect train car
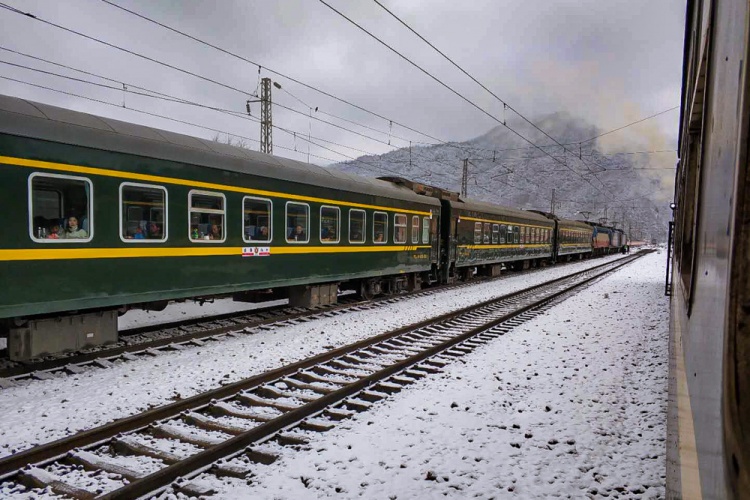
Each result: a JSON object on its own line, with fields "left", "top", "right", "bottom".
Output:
{"left": 379, "top": 178, "right": 555, "bottom": 279}
{"left": 667, "top": 0, "right": 750, "bottom": 497}
{"left": 0, "top": 95, "right": 441, "bottom": 360}
{"left": 528, "top": 211, "right": 594, "bottom": 262}
{"left": 584, "top": 222, "right": 613, "bottom": 256}
{"left": 443, "top": 198, "right": 554, "bottom": 278}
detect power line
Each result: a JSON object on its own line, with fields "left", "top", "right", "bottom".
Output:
{"left": 577, "top": 106, "right": 680, "bottom": 143}
{"left": 319, "top": 0, "right": 609, "bottom": 200}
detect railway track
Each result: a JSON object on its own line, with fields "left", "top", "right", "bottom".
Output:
{"left": 0, "top": 255, "right": 622, "bottom": 385}
{"left": 0, "top": 251, "right": 646, "bottom": 499}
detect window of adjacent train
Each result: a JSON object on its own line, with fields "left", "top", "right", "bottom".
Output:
{"left": 520, "top": 226, "right": 526, "bottom": 244}
{"left": 499, "top": 225, "right": 507, "bottom": 244}
{"left": 422, "top": 217, "right": 430, "bottom": 244}
{"left": 411, "top": 216, "right": 420, "bottom": 244}
{"left": 189, "top": 191, "right": 225, "bottom": 242}
{"left": 474, "top": 222, "right": 482, "bottom": 244}
{"left": 514, "top": 226, "right": 520, "bottom": 243}
{"left": 320, "top": 206, "right": 340, "bottom": 243}
{"left": 120, "top": 183, "right": 166, "bottom": 242}
{"left": 483, "top": 223, "right": 491, "bottom": 244}
{"left": 286, "top": 202, "right": 309, "bottom": 243}
{"left": 243, "top": 197, "right": 272, "bottom": 243}
{"left": 394, "top": 214, "right": 407, "bottom": 244}
{"left": 349, "top": 209, "right": 365, "bottom": 244}
{"left": 374, "top": 211, "right": 388, "bottom": 243}
{"left": 29, "top": 173, "right": 93, "bottom": 243}
{"left": 492, "top": 224, "right": 499, "bottom": 244}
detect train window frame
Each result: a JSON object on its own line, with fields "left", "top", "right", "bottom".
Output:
{"left": 349, "top": 209, "right": 366, "bottom": 244}
{"left": 492, "top": 224, "right": 499, "bottom": 244}
{"left": 320, "top": 205, "right": 340, "bottom": 244}
{"left": 483, "top": 222, "right": 491, "bottom": 244}
{"left": 514, "top": 226, "right": 520, "bottom": 243}
{"left": 373, "top": 211, "right": 388, "bottom": 244}
{"left": 28, "top": 172, "right": 94, "bottom": 244}
{"left": 242, "top": 196, "right": 272, "bottom": 244}
{"left": 394, "top": 214, "right": 407, "bottom": 244}
{"left": 422, "top": 216, "right": 430, "bottom": 244}
{"left": 499, "top": 224, "right": 507, "bottom": 244}
{"left": 411, "top": 215, "right": 420, "bottom": 244}
{"left": 119, "top": 182, "right": 167, "bottom": 244}
{"left": 188, "top": 190, "right": 226, "bottom": 243}
{"left": 474, "top": 222, "right": 482, "bottom": 244}
{"left": 286, "top": 201, "right": 310, "bottom": 244}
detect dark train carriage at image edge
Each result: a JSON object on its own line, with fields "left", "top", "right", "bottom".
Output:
{"left": 0, "top": 95, "right": 441, "bottom": 360}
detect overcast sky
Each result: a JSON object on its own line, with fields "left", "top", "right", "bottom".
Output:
{"left": 0, "top": 0, "right": 685, "bottom": 169}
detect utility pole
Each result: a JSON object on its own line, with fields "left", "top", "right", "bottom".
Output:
{"left": 461, "top": 159, "right": 468, "bottom": 198}
{"left": 260, "top": 77, "right": 272, "bottom": 154}
{"left": 550, "top": 188, "right": 556, "bottom": 215}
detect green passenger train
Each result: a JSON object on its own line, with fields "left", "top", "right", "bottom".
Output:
{"left": 0, "top": 95, "right": 609, "bottom": 360}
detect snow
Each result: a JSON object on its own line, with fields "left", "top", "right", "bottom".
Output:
{"left": 0, "top": 252, "right": 668, "bottom": 499}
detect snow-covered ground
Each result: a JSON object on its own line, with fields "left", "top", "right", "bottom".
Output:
{"left": 202, "top": 250, "right": 668, "bottom": 498}
{"left": 0, "top": 251, "right": 668, "bottom": 499}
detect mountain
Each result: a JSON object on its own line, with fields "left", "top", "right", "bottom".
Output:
{"left": 332, "top": 112, "right": 674, "bottom": 243}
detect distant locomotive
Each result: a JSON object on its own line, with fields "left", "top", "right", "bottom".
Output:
{"left": 0, "top": 95, "right": 624, "bottom": 360}
{"left": 667, "top": 0, "right": 750, "bottom": 497}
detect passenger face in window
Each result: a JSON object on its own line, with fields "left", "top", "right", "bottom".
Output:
{"left": 64, "top": 216, "right": 88, "bottom": 239}
{"left": 210, "top": 224, "right": 221, "bottom": 240}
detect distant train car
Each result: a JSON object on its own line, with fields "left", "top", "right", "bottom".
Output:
{"left": 380, "top": 178, "right": 555, "bottom": 279}
{"left": 529, "top": 211, "right": 593, "bottom": 262}
{"left": 667, "top": 0, "right": 750, "bottom": 496}
{"left": 0, "top": 95, "right": 440, "bottom": 360}
{"left": 584, "top": 222, "right": 613, "bottom": 256}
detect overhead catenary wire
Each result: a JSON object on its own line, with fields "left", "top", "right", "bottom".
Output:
{"left": 318, "top": 0, "right": 610, "bottom": 200}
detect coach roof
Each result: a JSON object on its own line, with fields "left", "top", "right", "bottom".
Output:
{"left": 0, "top": 94, "right": 439, "bottom": 207}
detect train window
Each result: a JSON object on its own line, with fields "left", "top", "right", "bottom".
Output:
{"left": 520, "top": 226, "right": 526, "bottom": 244}
{"left": 286, "top": 202, "right": 309, "bottom": 243}
{"left": 189, "top": 191, "right": 225, "bottom": 242}
{"left": 474, "top": 222, "right": 482, "bottom": 244}
{"left": 411, "top": 216, "right": 420, "bottom": 244}
{"left": 29, "top": 172, "right": 93, "bottom": 243}
{"left": 499, "top": 224, "right": 507, "bottom": 244}
{"left": 320, "top": 206, "right": 340, "bottom": 243}
{"left": 243, "top": 197, "right": 272, "bottom": 243}
{"left": 373, "top": 211, "right": 388, "bottom": 243}
{"left": 422, "top": 217, "right": 430, "bottom": 244}
{"left": 483, "top": 223, "right": 491, "bottom": 244}
{"left": 394, "top": 214, "right": 407, "bottom": 244}
{"left": 120, "top": 183, "right": 166, "bottom": 242}
{"left": 492, "top": 224, "right": 499, "bottom": 244}
{"left": 349, "top": 209, "right": 365, "bottom": 244}
{"left": 514, "top": 226, "right": 520, "bottom": 243}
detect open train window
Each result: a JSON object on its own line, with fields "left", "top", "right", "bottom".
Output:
{"left": 394, "top": 214, "right": 407, "bottom": 244}
{"left": 120, "top": 183, "right": 166, "bottom": 243}
{"left": 243, "top": 197, "right": 272, "bottom": 243}
{"left": 286, "top": 202, "right": 309, "bottom": 243}
{"left": 492, "top": 224, "right": 499, "bottom": 244}
{"left": 474, "top": 222, "right": 482, "bottom": 244}
{"left": 422, "top": 217, "right": 430, "bottom": 244}
{"left": 411, "top": 216, "right": 420, "bottom": 244}
{"left": 29, "top": 172, "right": 93, "bottom": 243}
{"left": 373, "top": 212, "right": 388, "bottom": 243}
{"left": 320, "top": 206, "right": 340, "bottom": 243}
{"left": 189, "top": 191, "right": 225, "bottom": 242}
{"left": 349, "top": 209, "right": 365, "bottom": 244}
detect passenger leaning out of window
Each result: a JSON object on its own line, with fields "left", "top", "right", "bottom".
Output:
{"left": 64, "top": 216, "right": 88, "bottom": 239}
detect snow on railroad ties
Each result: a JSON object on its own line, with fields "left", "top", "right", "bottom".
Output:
{"left": 201, "top": 251, "right": 669, "bottom": 499}
{"left": 0, "top": 253, "right": 627, "bottom": 458}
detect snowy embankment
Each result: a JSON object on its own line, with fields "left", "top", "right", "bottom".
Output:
{"left": 202, "top": 251, "right": 668, "bottom": 499}
{"left": 0, "top": 254, "right": 667, "bottom": 498}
